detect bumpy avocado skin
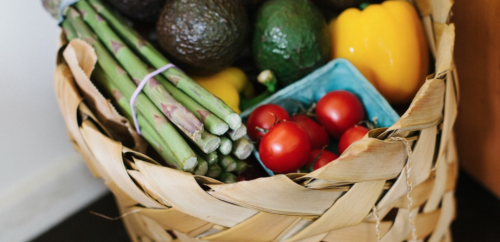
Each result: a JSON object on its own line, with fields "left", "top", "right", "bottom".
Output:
{"left": 105, "top": 0, "right": 166, "bottom": 24}
{"left": 253, "top": 0, "right": 331, "bottom": 86}
{"left": 156, "top": 0, "right": 249, "bottom": 75}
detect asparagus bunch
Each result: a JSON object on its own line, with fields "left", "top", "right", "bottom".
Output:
{"left": 63, "top": 10, "right": 198, "bottom": 171}
{"left": 87, "top": 0, "right": 242, "bottom": 131}
{"left": 61, "top": 0, "right": 254, "bottom": 181}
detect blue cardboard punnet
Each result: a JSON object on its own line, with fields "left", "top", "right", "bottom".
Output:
{"left": 240, "top": 59, "right": 400, "bottom": 176}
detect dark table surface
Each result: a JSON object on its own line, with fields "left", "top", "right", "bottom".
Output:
{"left": 33, "top": 170, "right": 500, "bottom": 242}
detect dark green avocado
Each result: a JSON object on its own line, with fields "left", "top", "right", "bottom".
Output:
{"left": 156, "top": 0, "right": 249, "bottom": 75}
{"left": 253, "top": 0, "right": 331, "bottom": 87}
{"left": 105, "top": 0, "right": 166, "bottom": 24}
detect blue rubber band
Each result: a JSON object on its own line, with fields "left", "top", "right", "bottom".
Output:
{"left": 57, "top": 0, "right": 81, "bottom": 25}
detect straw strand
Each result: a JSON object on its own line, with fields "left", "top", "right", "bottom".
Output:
{"left": 393, "top": 137, "right": 417, "bottom": 241}
{"left": 372, "top": 206, "right": 381, "bottom": 241}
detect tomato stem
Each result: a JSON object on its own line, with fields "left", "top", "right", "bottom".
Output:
{"left": 308, "top": 145, "right": 328, "bottom": 171}
{"left": 255, "top": 127, "right": 268, "bottom": 134}
{"left": 358, "top": 118, "right": 377, "bottom": 130}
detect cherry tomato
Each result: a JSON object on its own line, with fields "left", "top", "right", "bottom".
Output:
{"left": 316, "top": 91, "right": 365, "bottom": 139}
{"left": 247, "top": 104, "right": 290, "bottom": 143}
{"left": 338, "top": 125, "right": 369, "bottom": 154}
{"left": 259, "top": 122, "right": 311, "bottom": 173}
{"left": 306, "top": 149, "right": 339, "bottom": 170}
{"left": 291, "top": 114, "right": 329, "bottom": 150}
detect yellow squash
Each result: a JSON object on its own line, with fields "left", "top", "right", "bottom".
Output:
{"left": 192, "top": 67, "right": 254, "bottom": 114}
{"left": 331, "top": 1, "right": 429, "bottom": 104}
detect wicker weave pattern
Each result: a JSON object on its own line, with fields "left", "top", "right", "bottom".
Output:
{"left": 54, "top": 0, "right": 458, "bottom": 241}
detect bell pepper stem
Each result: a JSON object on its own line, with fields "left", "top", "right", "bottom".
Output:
{"left": 257, "top": 70, "right": 277, "bottom": 93}
{"left": 240, "top": 90, "right": 273, "bottom": 110}
{"left": 240, "top": 70, "right": 278, "bottom": 111}
{"left": 359, "top": 2, "right": 370, "bottom": 10}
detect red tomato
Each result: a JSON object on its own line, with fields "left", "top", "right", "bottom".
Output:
{"left": 316, "top": 91, "right": 365, "bottom": 139}
{"left": 259, "top": 122, "right": 311, "bottom": 173}
{"left": 247, "top": 104, "right": 290, "bottom": 143}
{"left": 291, "top": 115, "right": 329, "bottom": 150}
{"left": 338, "top": 125, "right": 369, "bottom": 154}
{"left": 306, "top": 149, "right": 339, "bottom": 170}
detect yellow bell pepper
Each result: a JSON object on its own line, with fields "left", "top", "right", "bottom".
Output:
{"left": 192, "top": 67, "right": 253, "bottom": 114}
{"left": 331, "top": 1, "right": 429, "bottom": 104}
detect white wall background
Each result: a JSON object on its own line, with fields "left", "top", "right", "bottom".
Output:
{"left": 0, "top": 1, "right": 107, "bottom": 241}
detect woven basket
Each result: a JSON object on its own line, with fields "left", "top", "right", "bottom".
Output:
{"left": 54, "top": 0, "right": 458, "bottom": 241}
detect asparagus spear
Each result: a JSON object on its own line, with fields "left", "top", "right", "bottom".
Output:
{"left": 220, "top": 172, "right": 238, "bottom": 184}
{"left": 61, "top": 20, "right": 78, "bottom": 40}
{"left": 162, "top": 78, "right": 228, "bottom": 135}
{"left": 74, "top": 1, "right": 203, "bottom": 141}
{"left": 91, "top": 65, "right": 187, "bottom": 170}
{"left": 189, "top": 130, "right": 221, "bottom": 154}
{"left": 226, "top": 124, "right": 247, "bottom": 141}
{"left": 64, "top": 9, "right": 197, "bottom": 171}
{"left": 91, "top": 67, "right": 185, "bottom": 170}
{"left": 88, "top": 0, "right": 242, "bottom": 130}
{"left": 218, "top": 154, "right": 237, "bottom": 172}
{"left": 218, "top": 137, "right": 232, "bottom": 155}
{"left": 140, "top": 117, "right": 182, "bottom": 170}
{"left": 235, "top": 160, "right": 248, "bottom": 175}
{"left": 200, "top": 152, "right": 218, "bottom": 166}
{"left": 206, "top": 163, "right": 222, "bottom": 179}
{"left": 193, "top": 157, "right": 208, "bottom": 176}
{"left": 232, "top": 138, "right": 254, "bottom": 160}
{"left": 86, "top": 2, "right": 229, "bottom": 136}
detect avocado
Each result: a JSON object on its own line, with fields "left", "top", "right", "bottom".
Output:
{"left": 156, "top": 0, "right": 249, "bottom": 75}
{"left": 105, "top": 0, "right": 166, "bottom": 24}
{"left": 253, "top": 0, "right": 331, "bottom": 87}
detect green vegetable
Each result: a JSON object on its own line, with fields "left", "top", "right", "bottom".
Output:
{"left": 241, "top": 70, "right": 277, "bottom": 110}
{"left": 218, "top": 154, "right": 237, "bottom": 172}
{"left": 206, "top": 163, "right": 222, "bottom": 179}
{"left": 253, "top": 0, "right": 331, "bottom": 86}
{"left": 220, "top": 172, "right": 238, "bottom": 184}
{"left": 63, "top": 8, "right": 197, "bottom": 171}
{"left": 198, "top": 151, "right": 218, "bottom": 166}
{"left": 232, "top": 138, "right": 254, "bottom": 160}
{"left": 88, "top": 0, "right": 242, "bottom": 130}
{"left": 187, "top": 130, "right": 221, "bottom": 154}
{"left": 235, "top": 160, "right": 248, "bottom": 175}
{"left": 75, "top": 1, "right": 204, "bottom": 141}
{"left": 193, "top": 156, "right": 208, "bottom": 176}
{"left": 155, "top": 0, "right": 248, "bottom": 75}
{"left": 218, "top": 137, "right": 233, "bottom": 155}
{"left": 226, "top": 125, "right": 247, "bottom": 141}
